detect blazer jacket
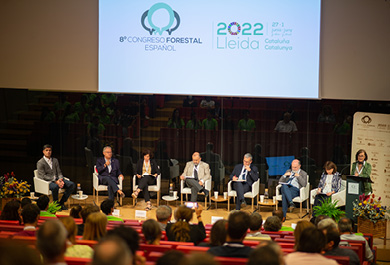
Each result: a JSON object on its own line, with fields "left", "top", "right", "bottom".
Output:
{"left": 318, "top": 172, "right": 341, "bottom": 193}
{"left": 279, "top": 169, "right": 308, "bottom": 189}
{"left": 136, "top": 159, "right": 160, "bottom": 176}
{"left": 96, "top": 157, "right": 122, "bottom": 182}
{"left": 37, "top": 157, "right": 63, "bottom": 182}
{"left": 182, "top": 161, "right": 211, "bottom": 183}
{"left": 229, "top": 163, "right": 259, "bottom": 187}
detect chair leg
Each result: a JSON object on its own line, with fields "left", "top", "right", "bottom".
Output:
{"left": 205, "top": 196, "right": 207, "bottom": 209}
{"left": 157, "top": 190, "right": 160, "bottom": 206}
{"left": 251, "top": 198, "right": 254, "bottom": 211}
{"left": 227, "top": 196, "right": 230, "bottom": 211}
{"left": 181, "top": 194, "right": 183, "bottom": 205}
{"left": 299, "top": 202, "right": 303, "bottom": 218}
{"left": 96, "top": 191, "right": 99, "bottom": 205}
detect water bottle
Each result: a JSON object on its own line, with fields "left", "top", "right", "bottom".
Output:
{"left": 77, "top": 183, "right": 82, "bottom": 198}
{"left": 264, "top": 188, "right": 269, "bottom": 200}
{"left": 169, "top": 183, "right": 173, "bottom": 197}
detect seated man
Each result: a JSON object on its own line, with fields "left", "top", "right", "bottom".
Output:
{"left": 100, "top": 199, "right": 124, "bottom": 222}
{"left": 245, "top": 213, "right": 271, "bottom": 240}
{"left": 324, "top": 227, "right": 360, "bottom": 265}
{"left": 14, "top": 203, "right": 40, "bottom": 237}
{"left": 230, "top": 153, "right": 259, "bottom": 210}
{"left": 37, "top": 144, "right": 75, "bottom": 210}
{"left": 37, "top": 195, "right": 56, "bottom": 217}
{"left": 207, "top": 211, "right": 252, "bottom": 258}
{"left": 278, "top": 159, "right": 307, "bottom": 222}
{"left": 264, "top": 216, "right": 282, "bottom": 232}
{"left": 96, "top": 146, "right": 125, "bottom": 202}
{"left": 156, "top": 205, "right": 172, "bottom": 231}
{"left": 180, "top": 152, "right": 211, "bottom": 201}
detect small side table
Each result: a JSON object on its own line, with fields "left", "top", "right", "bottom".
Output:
{"left": 211, "top": 195, "right": 228, "bottom": 209}
{"left": 71, "top": 194, "right": 88, "bottom": 205}
{"left": 162, "top": 195, "right": 179, "bottom": 206}
{"left": 258, "top": 199, "right": 276, "bottom": 211}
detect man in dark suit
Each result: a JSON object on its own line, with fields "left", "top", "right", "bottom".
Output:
{"left": 96, "top": 146, "right": 125, "bottom": 201}
{"left": 230, "top": 153, "right": 259, "bottom": 210}
{"left": 36, "top": 144, "right": 75, "bottom": 210}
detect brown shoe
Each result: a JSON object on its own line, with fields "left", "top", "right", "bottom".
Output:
{"left": 282, "top": 217, "right": 286, "bottom": 223}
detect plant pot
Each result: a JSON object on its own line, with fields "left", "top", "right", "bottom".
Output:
{"left": 357, "top": 217, "right": 387, "bottom": 244}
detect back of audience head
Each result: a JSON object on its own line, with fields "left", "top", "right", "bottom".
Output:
{"left": 249, "top": 212, "right": 263, "bottom": 232}
{"left": 248, "top": 241, "right": 284, "bottom": 265}
{"left": 0, "top": 240, "right": 42, "bottom": 265}
{"left": 0, "top": 199, "right": 21, "bottom": 223}
{"left": 272, "top": 210, "right": 283, "bottom": 222}
{"left": 69, "top": 205, "right": 83, "bottom": 219}
{"left": 37, "top": 219, "right": 67, "bottom": 262}
{"left": 21, "top": 203, "right": 40, "bottom": 225}
{"left": 37, "top": 195, "right": 50, "bottom": 211}
{"left": 107, "top": 225, "right": 140, "bottom": 257}
{"left": 156, "top": 205, "right": 172, "bottom": 223}
{"left": 156, "top": 250, "right": 186, "bottom": 265}
{"left": 317, "top": 218, "right": 337, "bottom": 230}
{"left": 293, "top": 220, "right": 315, "bottom": 249}
{"left": 338, "top": 217, "right": 353, "bottom": 233}
{"left": 80, "top": 204, "right": 100, "bottom": 223}
{"left": 21, "top": 197, "right": 32, "bottom": 208}
{"left": 296, "top": 226, "right": 326, "bottom": 253}
{"left": 171, "top": 205, "right": 193, "bottom": 242}
{"left": 59, "top": 216, "right": 77, "bottom": 244}
{"left": 100, "top": 199, "right": 115, "bottom": 215}
{"left": 314, "top": 215, "right": 329, "bottom": 226}
{"left": 83, "top": 212, "right": 107, "bottom": 241}
{"left": 264, "top": 216, "right": 282, "bottom": 232}
{"left": 209, "top": 219, "right": 228, "bottom": 246}
{"left": 142, "top": 219, "right": 162, "bottom": 245}
{"left": 324, "top": 227, "right": 341, "bottom": 251}
{"left": 187, "top": 253, "right": 218, "bottom": 265}
{"left": 227, "top": 211, "right": 250, "bottom": 241}
{"left": 92, "top": 235, "right": 132, "bottom": 265}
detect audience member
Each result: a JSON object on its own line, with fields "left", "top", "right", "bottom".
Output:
{"left": 0, "top": 199, "right": 21, "bottom": 223}
{"left": 59, "top": 216, "right": 94, "bottom": 258}
{"left": 324, "top": 227, "right": 360, "bottom": 265}
{"left": 187, "top": 253, "right": 218, "bottom": 265}
{"left": 133, "top": 149, "right": 161, "bottom": 210}
{"left": 317, "top": 105, "right": 336, "bottom": 123}
{"left": 246, "top": 213, "right": 271, "bottom": 240}
{"left": 180, "top": 152, "right": 211, "bottom": 201}
{"left": 230, "top": 153, "right": 259, "bottom": 210}
{"left": 100, "top": 199, "right": 124, "bottom": 222}
{"left": 200, "top": 97, "right": 215, "bottom": 109}
{"left": 156, "top": 250, "right": 186, "bottom": 265}
{"left": 274, "top": 112, "right": 298, "bottom": 133}
{"left": 207, "top": 211, "right": 252, "bottom": 258}
{"left": 183, "top": 96, "right": 197, "bottom": 108}
{"left": 0, "top": 240, "right": 42, "bottom": 265}
{"left": 14, "top": 203, "right": 40, "bottom": 236}
{"left": 36, "top": 195, "right": 56, "bottom": 217}
{"left": 314, "top": 215, "right": 330, "bottom": 226}
{"left": 37, "top": 219, "right": 68, "bottom": 265}
{"left": 156, "top": 205, "right": 172, "bottom": 231}
{"left": 285, "top": 227, "right": 338, "bottom": 265}
{"left": 142, "top": 219, "right": 162, "bottom": 245}
{"left": 278, "top": 159, "right": 307, "bottom": 222}
{"left": 92, "top": 236, "right": 132, "bottom": 265}
{"left": 186, "top": 112, "right": 202, "bottom": 130}
{"left": 21, "top": 197, "right": 32, "bottom": 208}
{"left": 69, "top": 205, "right": 83, "bottom": 219}
{"left": 238, "top": 110, "right": 256, "bottom": 131}
{"left": 248, "top": 241, "right": 285, "bottom": 265}
{"left": 264, "top": 216, "right": 282, "bottom": 232}
{"left": 317, "top": 218, "right": 337, "bottom": 231}
{"left": 78, "top": 205, "right": 100, "bottom": 236}
{"left": 202, "top": 110, "right": 218, "bottom": 130}
{"left": 96, "top": 146, "right": 125, "bottom": 202}
{"left": 82, "top": 212, "right": 107, "bottom": 241}
{"left": 293, "top": 220, "right": 315, "bottom": 250}
{"left": 166, "top": 205, "right": 206, "bottom": 245}
{"left": 199, "top": 219, "right": 228, "bottom": 247}
{"left": 272, "top": 209, "right": 283, "bottom": 221}
{"left": 338, "top": 217, "right": 373, "bottom": 262}
{"left": 36, "top": 144, "right": 75, "bottom": 210}
{"left": 167, "top": 108, "right": 184, "bottom": 129}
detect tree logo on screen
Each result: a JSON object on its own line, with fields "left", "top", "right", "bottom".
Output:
{"left": 141, "top": 3, "right": 180, "bottom": 35}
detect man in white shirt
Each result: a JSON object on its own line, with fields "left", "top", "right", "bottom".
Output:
{"left": 36, "top": 144, "right": 75, "bottom": 210}
{"left": 274, "top": 112, "right": 298, "bottom": 133}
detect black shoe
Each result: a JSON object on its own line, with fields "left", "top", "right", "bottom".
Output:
{"left": 203, "top": 189, "right": 209, "bottom": 197}
{"left": 241, "top": 200, "right": 247, "bottom": 208}
{"left": 116, "top": 198, "right": 122, "bottom": 207}
{"left": 289, "top": 202, "right": 295, "bottom": 212}
{"left": 61, "top": 204, "right": 68, "bottom": 211}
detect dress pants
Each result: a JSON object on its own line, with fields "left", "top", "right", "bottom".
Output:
{"left": 185, "top": 178, "right": 203, "bottom": 202}
{"left": 232, "top": 181, "right": 252, "bottom": 210}
{"left": 99, "top": 175, "right": 119, "bottom": 200}
{"left": 137, "top": 175, "right": 157, "bottom": 202}
{"left": 312, "top": 194, "right": 330, "bottom": 217}
{"left": 49, "top": 178, "right": 75, "bottom": 205}
{"left": 281, "top": 184, "right": 300, "bottom": 217}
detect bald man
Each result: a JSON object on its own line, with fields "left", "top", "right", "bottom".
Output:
{"left": 181, "top": 152, "right": 211, "bottom": 201}
{"left": 278, "top": 159, "right": 307, "bottom": 222}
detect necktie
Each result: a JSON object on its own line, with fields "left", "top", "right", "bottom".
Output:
{"left": 194, "top": 165, "right": 198, "bottom": 180}
{"left": 287, "top": 173, "right": 294, "bottom": 185}
{"left": 242, "top": 169, "right": 247, "bottom": 181}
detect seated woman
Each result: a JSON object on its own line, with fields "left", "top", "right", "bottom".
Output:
{"left": 312, "top": 161, "right": 342, "bottom": 217}
{"left": 142, "top": 219, "right": 162, "bottom": 245}
{"left": 59, "top": 216, "right": 94, "bottom": 258}
{"left": 199, "top": 219, "right": 227, "bottom": 247}
{"left": 166, "top": 205, "right": 206, "bottom": 245}
{"left": 0, "top": 199, "right": 21, "bottom": 224}
{"left": 132, "top": 149, "right": 161, "bottom": 211}
{"left": 82, "top": 212, "right": 107, "bottom": 241}
{"left": 351, "top": 149, "right": 372, "bottom": 194}
{"left": 167, "top": 108, "right": 184, "bottom": 129}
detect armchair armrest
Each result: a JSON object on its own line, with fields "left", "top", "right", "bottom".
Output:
{"left": 34, "top": 177, "right": 50, "bottom": 195}
{"left": 227, "top": 181, "right": 233, "bottom": 193}
{"left": 180, "top": 179, "right": 185, "bottom": 192}
{"left": 252, "top": 179, "right": 259, "bottom": 195}
{"left": 204, "top": 179, "right": 211, "bottom": 191}
{"left": 310, "top": 188, "right": 318, "bottom": 205}
{"left": 155, "top": 174, "right": 161, "bottom": 190}
{"left": 93, "top": 172, "right": 99, "bottom": 190}
{"left": 133, "top": 175, "right": 137, "bottom": 189}
{"left": 118, "top": 176, "right": 123, "bottom": 190}
{"left": 331, "top": 189, "right": 346, "bottom": 207}
{"left": 275, "top": 184, "right": 282, "bottom": 198}
{"left": 299, "top": 182, "right": 310, "bottom": 200}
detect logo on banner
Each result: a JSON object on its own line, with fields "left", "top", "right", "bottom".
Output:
{"left": 141, "top": 3, "right": 180, "bottom": 35}
{"left": 361, "top": 115, "right": 372, "bottom": 124}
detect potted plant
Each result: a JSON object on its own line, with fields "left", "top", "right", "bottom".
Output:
{"left": 313, "top": 197, "right": 345, "bottom": 222}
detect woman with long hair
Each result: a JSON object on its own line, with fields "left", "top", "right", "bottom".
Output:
{"left": 0, "top": 199, "right": 21, "bottom": 224}
{"left": 82, "top": 212, "right": 107, "bottom": 241}
{"left": 166, "top": 205, "right": 206, "bottom": 245}
{"left": 142, "top": 219, "right": 162, "bottom": 245}
{"left": 167, "top": 108, "right": 184, "bottom": 129}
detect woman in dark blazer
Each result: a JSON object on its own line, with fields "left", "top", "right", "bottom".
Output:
{"left": 132, "top": 149, "right": 160, "bottom": 210}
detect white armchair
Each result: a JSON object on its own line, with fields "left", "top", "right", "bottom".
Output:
{"left": 276, "top": 175, "right": 310, "bottom": 218}
{"left": 33, "top": 170, "right": 70, "bottom": 207}
{"left": 132, "top": 174, "right": 161, "bottom": 206}
{"left": 93, "top": 166, "right": 123, "bottom": 205}
{"left": 310, "top": 180, "right": 346, "bottom": 209}
{"left": 180, "top": 178, "right": 212, "bottom": 208}
{"left": 227, "top": 179, "right": 260, "bottom": 211}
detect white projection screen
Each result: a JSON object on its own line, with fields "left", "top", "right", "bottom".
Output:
{"left": 99, "top": 0, "right": 321, "bottom": 98}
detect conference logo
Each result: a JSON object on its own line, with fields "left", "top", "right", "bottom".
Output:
{"left": 361, "top": 115, "right": 372, "bottom": 124}
{"left": 141, "top": 3, "right": 180, "bottom": 35}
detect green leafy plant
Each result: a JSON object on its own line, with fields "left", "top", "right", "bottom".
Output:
{"left": 313, "top": 197, "right": 345, "bottom": 222}
{"left": 47, "top": 201, "right": 61, "bottom": 214}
